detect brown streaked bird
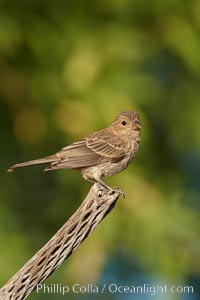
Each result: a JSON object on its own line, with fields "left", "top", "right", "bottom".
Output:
{"left": 7, "top": 111, "right": 141, "bottom": 197}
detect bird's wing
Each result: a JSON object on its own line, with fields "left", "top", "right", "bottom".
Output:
{"left": 86, "top": 130, "right": 126, "bottom": 163}
{"left": 45, "top": 140, "right": 102, "bottom": 170}
{"left": 45, "top": 130, "right": 126, "bottom": 171}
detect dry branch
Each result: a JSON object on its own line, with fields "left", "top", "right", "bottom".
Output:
{"left": 0, "top": 183, "right": 120, "bottom": 300}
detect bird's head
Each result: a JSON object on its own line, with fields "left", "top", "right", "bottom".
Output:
{"left": 111, "top": 110, "right": 141, "bottom": 136}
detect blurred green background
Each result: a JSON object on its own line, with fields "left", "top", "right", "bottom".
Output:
{"left": 1, "top": 0, "right": 200, "bottom": 299}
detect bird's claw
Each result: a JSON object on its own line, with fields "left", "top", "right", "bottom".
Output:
{"left": 95, "top": 181, "right": 126, "bottom": 199}
{"left": 109, "top": 187, "right": 126, "bottom": 199}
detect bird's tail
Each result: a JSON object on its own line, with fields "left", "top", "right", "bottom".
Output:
{"left": 7, "top": 155, "right": 59, "bottom": 173}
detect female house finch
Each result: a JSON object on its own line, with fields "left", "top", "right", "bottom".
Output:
{"left": 8, "top": 111, "right": 141, "bottom": 196}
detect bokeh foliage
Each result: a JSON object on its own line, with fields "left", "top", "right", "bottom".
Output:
{"left": 1, "top": 0, "right": 200, "bottom": 299}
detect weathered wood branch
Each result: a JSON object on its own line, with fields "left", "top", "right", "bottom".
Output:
{"left": 0, "top": 184, "right": 120, "bottom": 300}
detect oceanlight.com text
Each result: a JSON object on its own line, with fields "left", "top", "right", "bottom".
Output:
{"left": 36, "top": 283, "right": 194, "bottom": 296}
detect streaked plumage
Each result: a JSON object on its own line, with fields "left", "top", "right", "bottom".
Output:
{"left": 7, "top": 111, "right": 141, "bottom": 195}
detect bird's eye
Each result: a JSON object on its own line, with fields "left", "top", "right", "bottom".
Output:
{"left": 121, "top": 120, "right": 127, "bottom": 126}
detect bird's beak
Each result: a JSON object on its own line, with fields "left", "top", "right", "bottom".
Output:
{"left": 133, "top": 118, "right": 141, "bottom": 130}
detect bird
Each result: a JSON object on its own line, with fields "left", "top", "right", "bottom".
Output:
{"left": 7, "top": 110, "right": 141, "bottom": 197}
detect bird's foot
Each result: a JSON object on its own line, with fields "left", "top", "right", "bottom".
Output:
{"left": 93, "top": 179, "right": 126, "bottom": 198}
{"left": 109, "top": 187, "right": 126, "bottom": 199}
